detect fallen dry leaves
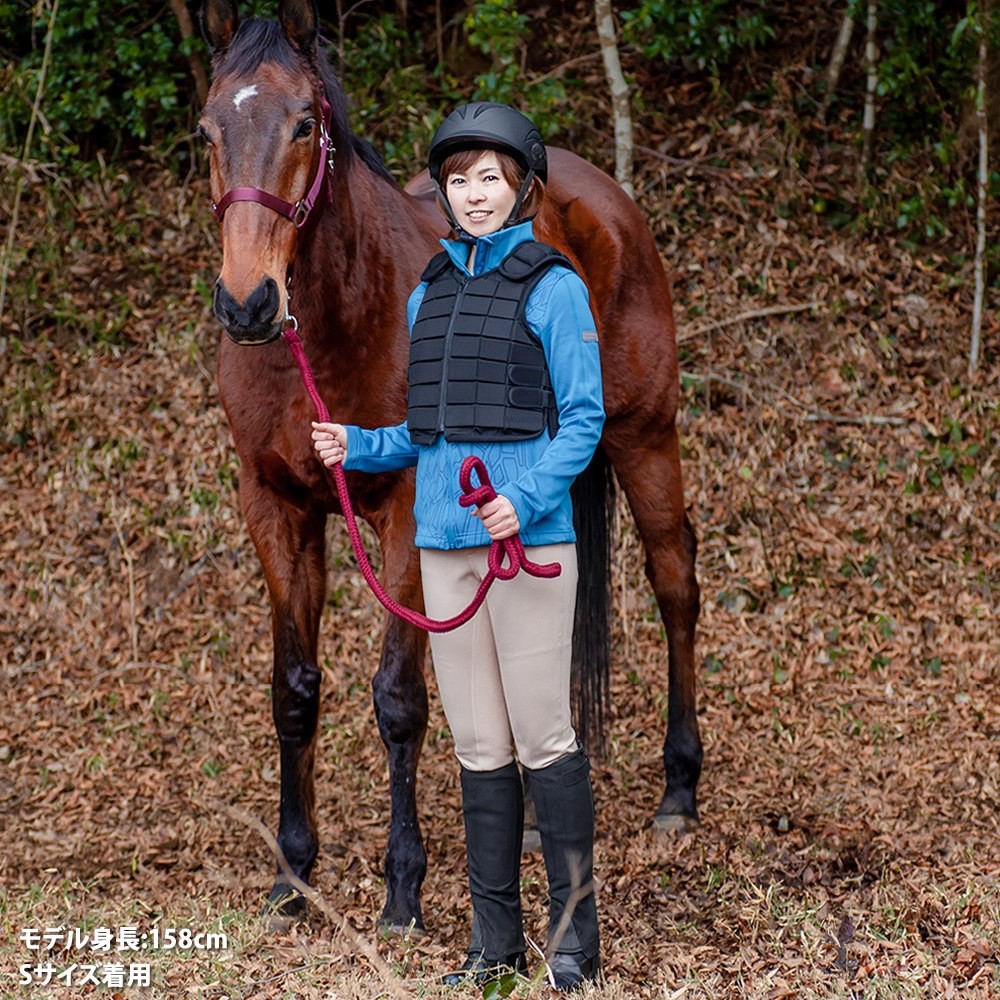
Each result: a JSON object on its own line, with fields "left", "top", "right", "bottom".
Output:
{"left": 1, "top": 104, "right": 997, "bottom": 998}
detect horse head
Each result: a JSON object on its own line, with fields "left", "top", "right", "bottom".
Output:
{"left": 199, "top": 0, "right": 337, "bottom": 345}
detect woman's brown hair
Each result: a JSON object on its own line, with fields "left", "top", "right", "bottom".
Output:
{"left": 439, "top": 147, "right": 546, "bottom": 220}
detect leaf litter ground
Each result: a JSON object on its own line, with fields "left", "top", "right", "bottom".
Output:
{"left": 1, "top": 120, "right": 997, "bottom": 998}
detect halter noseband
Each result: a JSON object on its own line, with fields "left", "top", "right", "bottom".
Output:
{"left": 211, "top": 81, "right": 336, "bottom": 230}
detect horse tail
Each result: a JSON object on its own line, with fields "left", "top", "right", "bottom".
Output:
{"left": 571, "top": 446, "right": 615, "bottom": 756}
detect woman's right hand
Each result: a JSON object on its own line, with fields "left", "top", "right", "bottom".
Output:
{"left": 311, "top": 422, "right": 348, "bottom": 468}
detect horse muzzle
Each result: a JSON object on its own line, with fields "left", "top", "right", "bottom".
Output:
{"left": 213, "top": 276, "right": 284, "bottom": 345}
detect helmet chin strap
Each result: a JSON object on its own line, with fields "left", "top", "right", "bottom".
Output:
{"left": 433, "top": 168, "right": 538, "bottom": 240}
{"left": 500, "top": 168, "right": 537, "bottom": 230}
{"left": 433, "top": 184, "right": 469, "bottom": 239}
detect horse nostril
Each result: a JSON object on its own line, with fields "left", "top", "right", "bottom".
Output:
{"left": 247, "top": 277, "right": 280, "bottom": 327}
{"left": 213, "top": 277, "right": 282, "bottom": 342}
{"left": 213, "top": 279, "right": 240, "bottom": 327}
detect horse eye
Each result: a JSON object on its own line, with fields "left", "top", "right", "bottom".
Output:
{"left": 294, "top": 118, "right": 316, "bottom": 141}
{"left": 196, "top": 124, "right": 213, "bottom": 146}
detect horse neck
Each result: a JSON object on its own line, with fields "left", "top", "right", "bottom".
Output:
{"left": 292, "top": 161, "right": 436, "bottom": 354}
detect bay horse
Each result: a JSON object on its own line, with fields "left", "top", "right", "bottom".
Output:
{"left": 197, "top": 0, "right": 701, "bottom": 931}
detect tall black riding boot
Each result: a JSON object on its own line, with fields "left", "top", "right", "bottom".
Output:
{"left": 523, "top": 749, "right": 600, "bottom": 992}
{"left": 441, "top": 762, "right": 527, "bottom": 987}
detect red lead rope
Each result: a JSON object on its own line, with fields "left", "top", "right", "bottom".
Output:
{"left": 282, "top": 325, "right": 561, "bottom": 633}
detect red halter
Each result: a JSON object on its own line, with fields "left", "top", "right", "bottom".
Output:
{"left": 211, "top": 82, "right": 335, "bottom": 230}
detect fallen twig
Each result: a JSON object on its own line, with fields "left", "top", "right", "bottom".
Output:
{"left": 224, "top": 805, "right": 414, "bottom": 1000}
{"left": 681, "top": 301, "right": 824, "bottom": 340}
{"left": 109, "top": 498, "right": 140, "bottom": 665}
{"left": 635, "top": 142, "right": 749, "bottom": 180}
{"left": 685, "top": 369, "right": 908, "bottom": 426}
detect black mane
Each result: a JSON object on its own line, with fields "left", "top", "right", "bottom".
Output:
{"left": 214, "top": 17, "right": 394, "bottom": 183}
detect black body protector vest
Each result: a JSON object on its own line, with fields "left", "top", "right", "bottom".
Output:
{"left": 407, "top": 241, "right": 574, "bottom": 445}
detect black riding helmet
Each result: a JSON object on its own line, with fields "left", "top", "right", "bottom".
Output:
{"left": 427, "top": 102, "right": 547, "bottom": 234}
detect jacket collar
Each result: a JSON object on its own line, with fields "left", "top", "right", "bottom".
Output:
{"left": 439, "top": 220, "right": 536, "bottom": 276}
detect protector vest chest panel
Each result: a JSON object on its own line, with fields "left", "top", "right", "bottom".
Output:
{"left": 407, "top": 241, "right": 574, "bottom": 445}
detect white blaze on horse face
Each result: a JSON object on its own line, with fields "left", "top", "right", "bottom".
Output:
{"left": 233, "top": 85, "right": 258, "bottom": 110}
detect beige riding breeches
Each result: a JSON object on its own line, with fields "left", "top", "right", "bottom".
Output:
{"left": 420, "top": 543, "right": 579, "bottom": 771}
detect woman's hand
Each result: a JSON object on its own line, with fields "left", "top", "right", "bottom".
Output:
{"left": 311, "top": 422, "right": 348, "bottom": 468}
{"left": 473, "top": 494, "right": 520, "bottom": 541}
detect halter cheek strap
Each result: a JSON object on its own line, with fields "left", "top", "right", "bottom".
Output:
{"left": 211, "top": 83, "right": 336, "bottom": 230}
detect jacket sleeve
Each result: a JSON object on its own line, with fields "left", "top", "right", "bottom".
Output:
{"left": 500, "top": 267, "right": 605, "bottom": 531}
{"left": 343, "top": 423, "right": 419, "bottom": 472}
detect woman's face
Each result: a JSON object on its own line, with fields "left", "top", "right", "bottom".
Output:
{"left": 444, "top": 151, "right": 519, "bottom": 237}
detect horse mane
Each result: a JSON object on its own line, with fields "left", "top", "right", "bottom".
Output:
{"left": 213, "top": 18, "right": 395, "bottom": 184}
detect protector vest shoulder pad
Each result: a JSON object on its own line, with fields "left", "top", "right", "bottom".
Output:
{"left": 419, "top": 250, "right": 453, "bottom": 283}
{"left": 499, "top": 240, "right": 574, "bottom": 282}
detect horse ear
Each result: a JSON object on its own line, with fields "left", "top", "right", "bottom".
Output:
{"left": 201, "top": 0, "right": 240, "bottom": 53}
{"left": 278, "top": 0, "right": 319, "bottom": 56}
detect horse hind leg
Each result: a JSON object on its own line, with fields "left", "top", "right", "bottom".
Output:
{"left": 654, "top": 509, "right": 702, "bottom": 831}
{"left": 607, "top": 433, "right": 702, "bottom": 833}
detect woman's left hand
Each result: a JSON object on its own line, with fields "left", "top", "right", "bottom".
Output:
{"left": 474, "top": 495, "right": 521, "bottom": 541}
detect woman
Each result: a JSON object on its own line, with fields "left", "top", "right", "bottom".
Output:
{"left": 312, "top": 102, "right": 603, "bottom": 991}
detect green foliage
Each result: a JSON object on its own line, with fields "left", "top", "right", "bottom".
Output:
{"left": 619, "top": 0, "right": 773, "bottom": 74}
{"left": 341, "top": 0, "right": 575, "bottom": 175}
{"left": 481, "top": 969, "right": 520, "bottom": 997}
{"left": 0, "top": 0, "right": 192, "bottom": 166}
{"left": 341, "top": 12, "right": 450, "bottom": 175}
{"left": 0, "top": 0, "right": 992, "bottom": 258}
{"left": 871, "top": 0, "right": 976, "bottom": 139}
{"left": 905, "top": 417, "right": 986, "bottom": 493}
{"left": 463, "top": 0, "right": 573, "bottom": 138}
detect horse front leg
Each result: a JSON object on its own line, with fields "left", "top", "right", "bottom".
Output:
{"left": 368, "top": 490, "right": 429, "bottom": 932}
{"left": 606, "top": 427, "right": 702, "bottom": 832}
{"left": 243, "top": 480, "right": 328, "bottom": 918}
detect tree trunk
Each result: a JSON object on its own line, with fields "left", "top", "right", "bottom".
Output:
{"left": 971, "top": 3, "right": 990, "bottom": 375}
{"left": 169, "top": 0, "right": 209, "bottom": 109}
{"left": 593, "top": 0, "right": 634, "bottom": 199}
{"left": 858, "top": 0, "right": 878, "bottom": 184}
{"left": 819, "top": 5, "right": 856, "bottom": 124}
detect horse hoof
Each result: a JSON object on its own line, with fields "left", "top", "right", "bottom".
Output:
{"left": 378, "top": 919, "right": 426, "bottom": 940}
{"left": 652, "top": 812, "right": 700, "bottom": 837}
{"left": 263, "top": 888, "right": 308, "bottom": 931}
{"left": 264, "top": 908, "right": 300, "bottom": 933}
{"left": 521, "top": 827, "right": 542, "bottom": 853}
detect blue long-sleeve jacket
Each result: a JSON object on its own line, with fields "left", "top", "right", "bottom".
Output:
{"left": 343, "top": 220, "right": 605, "bottom": 550}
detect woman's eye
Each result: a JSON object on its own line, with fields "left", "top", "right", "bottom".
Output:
{"left": 294, "top": 118, "right": 315, "bottom": 140}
